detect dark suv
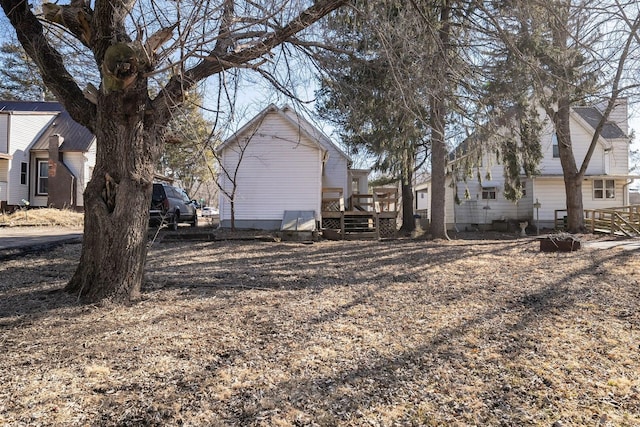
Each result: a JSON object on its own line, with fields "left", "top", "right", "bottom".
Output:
{"left": 150, "top": 183, "right": 198, "bottom": 230}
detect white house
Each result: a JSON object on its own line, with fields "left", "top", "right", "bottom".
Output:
{"left": 0, "top": 101, "right": 96, "bottom": 211}
{"left": 216, "top": 104, "right": 366, "bottom": 230}
{"left": 416, "top": 99, "right": 636, "bottom": 231}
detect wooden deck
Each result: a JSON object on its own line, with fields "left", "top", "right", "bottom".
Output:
{"left": 555, "top": 205, "right": 640, "bottom": 237}
{"left": 321, "top": 187, "right": 398, "bottom": 239}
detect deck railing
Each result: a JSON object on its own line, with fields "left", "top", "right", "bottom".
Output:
{"left": 321, "top": 187, "right": 399, "bottom": 238}
{"left": 321, "top": 187, "right": 345, "bottom": 212}
{"left": 584, "top": 205, "right": 640, "bottom": 236}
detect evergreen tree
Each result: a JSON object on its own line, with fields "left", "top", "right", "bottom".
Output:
{"left": 316, "top": 1, "right": 434, "bottom": 233}
{"left": 157, "top": 94, "right": 216, "bottom": 199}
{"left": 0, "top": 42, "right": 54, "bottom": 100}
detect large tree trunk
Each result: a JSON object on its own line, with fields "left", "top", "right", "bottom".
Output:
{"left": 1, "top": 0, "right": 349, "bottom": 304}
{"left": 428, "top": 1, "right": 451, "bottom": 240}
{"left": 553, "top": 97, "right": 585, "bottom": 233}
{"left": 400, "top": 148, "right": 415, "bottom": 233}
{"left": 400, "top": 179, "right": 415, "bottom": 233}
{"left": 65, "top": 91, "right": 162, "bottom": 302}
{"left": 430, "top": 98, "right": 449, "bottom": 240}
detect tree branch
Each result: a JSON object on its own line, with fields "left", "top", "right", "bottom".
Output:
{"left": 578, "top": 12, "right": 640, "bottom": 177}
{"left": 154, "top": 0, "right": 347, "bottom": 112}
{"left": 0, "top": 0, "right": 96, "bottom": 130}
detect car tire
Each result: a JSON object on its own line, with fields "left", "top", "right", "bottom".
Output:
{"left": 169, "top": 212, "right": 179, "bottom": 231}
{"left": 190, "top": 214, "right": 198, "bottom": 227}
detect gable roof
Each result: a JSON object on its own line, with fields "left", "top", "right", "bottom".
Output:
{"left": 218, "top": 104, "right": 351, "bottom": 162}
{"left": 572, "top": 107, "right": 627, "bottom": 139}
{"left": 449, "top": 102, "right": 628, "bottom": 163}
{"left": 0, "top": 100, "right": 94, "bottom": 152}
{"left": 31, "top": 110, "right": 94, "bottom": 152}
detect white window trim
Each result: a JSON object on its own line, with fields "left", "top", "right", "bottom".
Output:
{"left": 20, "top": 162, "right": 28, "bottom": 185}
{"left": 482, "top": 186, "right": 497, "bottom": 200}
{"left": 593, "top": 179, "right": 615, "bottom": 200}
{"left": 36, "top": 159, "right": 48, "bottom": 195}
{"left": 552, "top": 134, "right": 560, "bottom": 158}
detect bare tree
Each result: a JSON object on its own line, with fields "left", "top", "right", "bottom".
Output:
{"left": 0, "top": 0, "right": 347, "bottom": 302}
{"left": 210, "top": 113, "right": 267, "bottom": 231}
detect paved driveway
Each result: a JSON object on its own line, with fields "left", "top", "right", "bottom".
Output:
{"left": 0, "top": 226, "right": 82, "bottom": 251}
{"left": 583, "top": 239, "right": 640, "bottom": 250}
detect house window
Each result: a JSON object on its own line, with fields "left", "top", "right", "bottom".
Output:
{"left": 352, "top": 178, "right": 359, "bottom": 194}
{"left": 593, "top": 179, "right": 615, "bottom": 199}
{"left": 20, "top": 162, "right": 27, "bottom": 185}
{"left": 37, "top": 159, "right": 48, "bottom": 195}
{"left": 552, "top": 134, "right": 560, "bottom": 158}
{"left": 482, "top": 187, "right": 496, "bottom": 200}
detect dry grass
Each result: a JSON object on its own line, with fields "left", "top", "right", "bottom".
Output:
{"left": 0, "top": 208, "right": 84, "bottom": 228}
{"left": 1, "top": 235, "right": 639, "bottom": 426}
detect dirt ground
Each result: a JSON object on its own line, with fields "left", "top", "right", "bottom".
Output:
{"left": 1, "top": 230, "right": 639, "bottom": 426}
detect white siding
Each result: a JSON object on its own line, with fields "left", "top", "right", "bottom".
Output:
{"left": 7, "top": 114, "right": 56, "bottom": 205}
{"left": 455, "top": 177, "right": 533, "bottom": 225}
{"left": 452, "top": 104, "right": 632, "bottom": 229}
{"left": 8, "top": 148, "right": 30, "bottom": 206}
{"left": 609, "top": 138, "right": 629, "bottom": 175}
{"left": 583, "top": 179, "right": 625, "bottom": 208}
{"left": 445, "top": 183, "right": 455, "bottom": 227}
{"left": 532, "top": 178, "right": 625, "bottom": 223}
{"left": 0, "top": 115, "right": 8, "bottom": 153}
{"left": 452, "top": 150, "right": 534, "bottom": 226}
{"left": 0, "top": 159, "right": 7, "bottom": 202}
{"left": 81, "top": 141, "right": 97, "bottom": 207}
{"left": 530, "top": 179, "right": 566, "bottom": 222}
{"left": 64, "top": 152, "right": 89, "bottom": 206}
{"left": 414, "top": 179, "right": 455, "bottom": 228}
{"left": 9, "top": 114, "right": 55, "bottom": 151}
{"left": 281, "top": 107, "right": 350, "bottom": 196}
{"left": 219, "top": 113, "right": 323, "bottom": 223}
{"left": 322, "top": 145, "right": 349, "bottom": 195}
{"left": 538, "top": 113, "right": 628, "bottom": 176}
{"left": 538, "top": 124, "right": 605, "bottom": 175}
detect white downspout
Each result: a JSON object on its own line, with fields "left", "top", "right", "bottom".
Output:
{"left": 623, "top": 179, "right": 633, "bottom": 206}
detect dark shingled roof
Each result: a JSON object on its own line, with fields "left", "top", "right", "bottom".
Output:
{"left": 32, "top": 110, "right": 94, "bottom": 152}
{"left": 0, "top": 100, "right": 94, "bottom": 152}
{"left": 0, "top": 100, "right": 64, "bottom": 112}
{"left": 573, "top": 107, "right": 627, "bottom": 139}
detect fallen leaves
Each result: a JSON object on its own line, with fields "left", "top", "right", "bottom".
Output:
{"left": 1, "top": 235, "right": 639, "bottom": 426}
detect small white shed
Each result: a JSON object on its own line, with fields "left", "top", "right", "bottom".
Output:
{"left": 216, "top": 104, "right": 352, "bottom": 230}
